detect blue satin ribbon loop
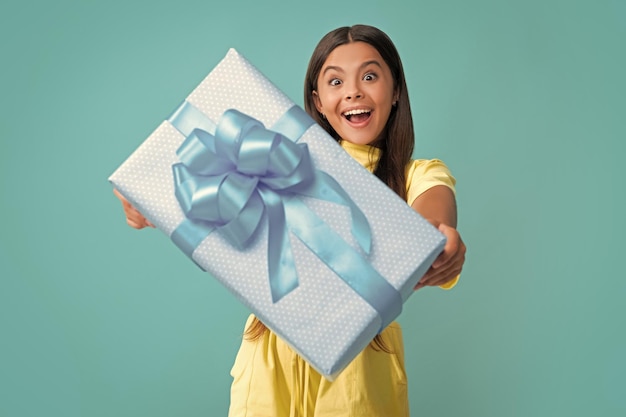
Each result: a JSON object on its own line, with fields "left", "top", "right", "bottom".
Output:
{"left": 219, "top": 192, "right": 264, "bottom": 249}
{"left": 237, "top": 127, "right": 274, "bottom": 176}
{"left": 178, "top": 129, "right": 233, "bottom": 176}
{"left": 167, "top": 101, "right": 399, "bottom": 326}
{"left": 214, "top": 110, "right": 259, "bottom": 162}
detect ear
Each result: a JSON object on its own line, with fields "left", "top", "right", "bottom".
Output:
{"left": 312, "top": 90, "right": 324, "bottom": 114}
{"left": 393, "top": 88, "right": 400, "bottom": 104}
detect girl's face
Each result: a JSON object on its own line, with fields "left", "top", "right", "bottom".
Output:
{"left": 313, "top": 41, "right": 398, "bottom": 146}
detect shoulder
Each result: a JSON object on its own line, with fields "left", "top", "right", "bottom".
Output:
{"left": 405, "top": 159, "right": 457, "bottom": 204}
{"left": 406, "top": 159, "right": 455, "bottom": 182}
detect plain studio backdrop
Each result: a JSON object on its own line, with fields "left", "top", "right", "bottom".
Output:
{"left": 0, "top": 0, "right": 623, "bottom": 416}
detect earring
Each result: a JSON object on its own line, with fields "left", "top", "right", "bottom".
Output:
{"left": 321, "top": 113, "right": 326, "bottom": 119}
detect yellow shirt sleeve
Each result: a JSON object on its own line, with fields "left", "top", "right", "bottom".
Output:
{"left": 405, "top": 158, "right": 456, "bottom": 205}
{"left": 405, "top": 159, "right": 460, "bottom": 290}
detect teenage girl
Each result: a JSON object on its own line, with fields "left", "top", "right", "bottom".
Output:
{"left": 114, "top": 24, "right": 466, "bottom": 417}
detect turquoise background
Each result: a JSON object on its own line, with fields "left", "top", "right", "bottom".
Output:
{"left": 1, "top": 0, "right": 624, "bottom": 415}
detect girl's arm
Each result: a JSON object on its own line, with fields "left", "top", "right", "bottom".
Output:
{"left": 410, "top": 185, "right": 466, "bottom": 289}
{"left": 113, "top": 189, "right": 155, "bottom": 229}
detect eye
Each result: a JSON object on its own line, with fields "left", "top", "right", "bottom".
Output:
{"left": 329, "top": 78, "right": 342, "bottom": 86}
{"left": 363, "top": 72, "right": 377, "bottom": 81}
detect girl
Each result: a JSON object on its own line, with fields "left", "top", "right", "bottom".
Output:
{"left": 115, "top": 24, "right": 465, "bottom": 416}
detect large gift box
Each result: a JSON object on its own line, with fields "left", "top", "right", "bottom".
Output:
{"left": 109, "top": 49, "right": 446, "bottom": 379}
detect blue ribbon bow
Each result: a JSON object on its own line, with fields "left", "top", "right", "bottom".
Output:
{"left": 168, "top": 101, "right": 401, "bottom": 330}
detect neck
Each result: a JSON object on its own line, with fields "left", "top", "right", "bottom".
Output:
{"left": 340, "top": 140, "right": 381, "bottom": 173}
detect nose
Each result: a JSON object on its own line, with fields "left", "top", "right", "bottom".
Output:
{"left": 345, "top": 81, "right": 362, "bottom": 100}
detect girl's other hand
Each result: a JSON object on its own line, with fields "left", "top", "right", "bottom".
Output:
{"left": 113, "top": 189, "right": 155, "bottom": 229}
{"left": 414, "top": 223, "right": 466, "bottom": 290}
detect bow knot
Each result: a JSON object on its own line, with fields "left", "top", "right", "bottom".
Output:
{"left": 173, "top": 109, "right": 314, "bottom": 250}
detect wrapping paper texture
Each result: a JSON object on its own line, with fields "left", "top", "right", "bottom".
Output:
{"left": 109, "top": 49, "right": 445, "bottom": 379}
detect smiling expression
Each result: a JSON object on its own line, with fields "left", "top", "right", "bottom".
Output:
{"left": 313, "top": 41, "right": 398, "bottom": 146}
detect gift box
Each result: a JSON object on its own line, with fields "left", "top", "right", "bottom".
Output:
{"left": 109, "top": 49, "right": 446, "bottom": 379}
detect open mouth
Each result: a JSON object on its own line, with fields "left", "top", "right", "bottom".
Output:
{"left": 343, "top": 109, "right": 372, "bottom": 123}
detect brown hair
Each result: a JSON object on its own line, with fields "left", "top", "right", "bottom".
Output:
{"left": 246, "top": 25, "right": 414, "bottom": 352}
{"left": 304, "top": 24, "right": 414, "bottom": 200}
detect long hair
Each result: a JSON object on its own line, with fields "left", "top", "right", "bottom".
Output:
{"left": 246, "top": 25, "right": 414, "bottom": 352}
{"left": 304, "top": 24, "right": 414, "bottom": 200}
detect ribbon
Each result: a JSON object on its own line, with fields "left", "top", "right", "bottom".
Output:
{"left": 168, "top": 101, "right": 401, "bottom": 330}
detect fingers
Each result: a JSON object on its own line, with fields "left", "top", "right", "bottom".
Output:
{"left": 416, "top": 261, "right": 462, "bottom": 289}
{"left": 125, "top": 204, "right": 155, "bottom": 229}
{"left": 415, "top": 224, "right": 466, "bottom": 290}
{"left": 419, "top": 256, "right": 464, "bottom": 287}
{"left": 125, "top": 213, "right": 154, "bottom": 229}
{"left": 113, "top": 189, "right": 155, "bottom": 229}
{"left": 431, "top": 223, "right": 457, "bottom": 268}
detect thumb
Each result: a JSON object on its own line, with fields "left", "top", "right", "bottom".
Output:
{"left": 432, "top": 223, "right": 452, "bottom": 269}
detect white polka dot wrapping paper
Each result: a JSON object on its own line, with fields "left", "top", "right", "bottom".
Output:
{"left": 108, "top": 49, "right": 446, "bottom": 380}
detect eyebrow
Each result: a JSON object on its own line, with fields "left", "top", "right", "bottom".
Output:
{"left": 322, "top": 60, "right": 383, "bottom": 76}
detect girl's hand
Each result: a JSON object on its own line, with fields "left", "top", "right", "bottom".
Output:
{"left": 113, "top": 189, "right": 155, "bottom": 229}
{"left": 414, "top": 222, "right": 466, "bottom": 290}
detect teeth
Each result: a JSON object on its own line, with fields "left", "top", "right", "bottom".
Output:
{"left": 343, "top": 109, "right": 370, "bottom": 116}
